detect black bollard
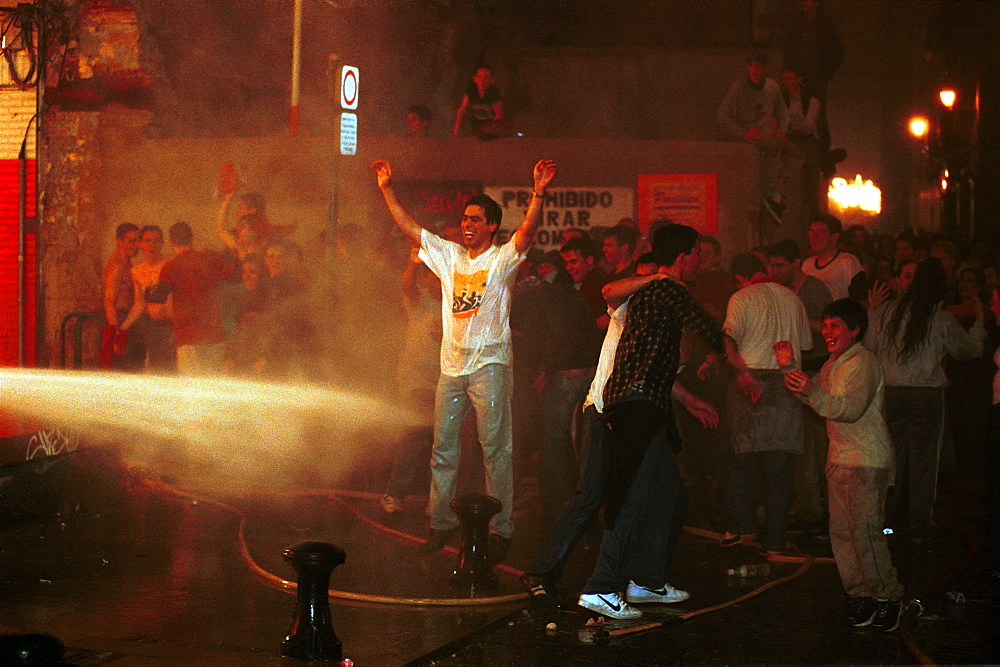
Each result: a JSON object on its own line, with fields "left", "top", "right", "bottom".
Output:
{"left": 0, "top": 632, "right": 65, "bottom": 665}
{"left": 449, "top": 492, "right": 502, "bottom": 594}
{"left": 281, "top": 541, "right": 346, "bottom": 662}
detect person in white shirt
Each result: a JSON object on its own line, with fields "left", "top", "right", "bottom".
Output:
{"left": 801, "top": 214, "right": 867, "bottom": 301}
{"left": 372, "top": 158, "right": 557, "bottom": 559}
{"left": 719, "top": 252, "right": 812, "bottom": 557}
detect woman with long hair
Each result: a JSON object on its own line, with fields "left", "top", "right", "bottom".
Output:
{"left": 864, "top": 258, "right": 986, "bottom": 543}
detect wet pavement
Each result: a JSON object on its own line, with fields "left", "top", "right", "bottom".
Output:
{"left": 1, "top": 446, "right": 998, "bottom": 664}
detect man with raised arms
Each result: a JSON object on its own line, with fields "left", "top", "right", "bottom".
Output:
{"left": 372, "top": 158, "right": 558, "bottom": 560}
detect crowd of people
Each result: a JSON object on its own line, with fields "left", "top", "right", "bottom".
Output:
{"left": 100, "top": 189, "right": 315, "bottom": 379}
{"left": 362, "top": 155, "right": 999, "bottom": 634}
{"left": 95, "top": 0, "right": 998, "bottom": 635}
{"left": 100, "top": 153, "right": 999, "bottom": 634}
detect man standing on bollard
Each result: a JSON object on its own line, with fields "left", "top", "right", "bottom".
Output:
{"left": 372, "top": 158, "right": 558, "bottom": 561}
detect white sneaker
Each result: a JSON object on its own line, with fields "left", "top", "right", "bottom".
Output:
{"left": 578, "top": 592, "right": 642, "bottom": 619}
{"left": 625, "top": 580, "right": 690, "bottom": 604}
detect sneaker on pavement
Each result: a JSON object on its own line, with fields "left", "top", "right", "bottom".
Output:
{"left": 763, "top": 195, "right": 786, "bottom": 225}
{"left": 520, "top": 574, "right": 562, "bottom": 608}
{"left": 720, "top": 532, "right": 758, "bottom": 547}
{"left": 578, "top": 592, "right": 642, "bottom": 620}
{"left": 626, "top": 580, "right": 690, "bottom": 604}
{"left": 847, "top": 596, "right": 879, "bottom": 627}
{"left": 379, "top": 494, "right": 404, "bottom": 514}
{"left": 870, "top": 599, "right": 902, "bottom": 632}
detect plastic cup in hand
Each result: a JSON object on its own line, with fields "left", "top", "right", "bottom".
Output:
{"left": 773, "top": 340, "right": 795, "bottom": 372}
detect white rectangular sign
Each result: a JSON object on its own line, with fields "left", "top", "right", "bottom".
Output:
{"left": 340, "top": 65, "right": 359, "bottom": 110}
{"left": 484, "top": 186, "right": 634, "bottom": 250}
{"left": 340, "top": 112, "right": 357, "bottom": 155}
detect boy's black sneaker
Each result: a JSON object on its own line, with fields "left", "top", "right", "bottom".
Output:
{"left": 870, "top": 599, "right": 902, "bottom": 632}
{"left": 847, "top": 596, "right": 879, "bottom": 627}
{"left": 520, "top": 574, "right": 562, "bottom": 608}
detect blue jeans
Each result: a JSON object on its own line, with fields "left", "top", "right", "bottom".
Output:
{"left": 583, "top": 398, "right": 687, "bottom": 594}
{"left": 538, "top": 369, "right": 594, "bottom": 520}
{"left": 526, "top": 406, "right": 610, "bottom": 583}
{"left": 429, "top": 364, "right": 513, "bottom": 539}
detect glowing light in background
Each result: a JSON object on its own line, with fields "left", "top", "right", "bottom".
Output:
{"left": 909, "top": 116, "right": 929, "bottom": 139}
{"left": 939, "top": 89, "right": 956, "bottom": 109}
{"left": 828, "top": 174, "right": 882, "bottom": 214}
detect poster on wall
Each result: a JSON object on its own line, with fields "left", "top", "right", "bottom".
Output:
{"left": 483, "top": 186, "right": 634, "bottom": 250}
{"left": 637, "top": 173, "right": 718, "bottom": 236}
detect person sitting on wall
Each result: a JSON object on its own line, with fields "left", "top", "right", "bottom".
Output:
{"left": 452, "top": 65, "right": 509, "bottom": 140}
{"left": 405, "top": 104, "right": 433, "bottom": 137}
{"left": 717, "top": 52, "right": 799, "bottom": 225}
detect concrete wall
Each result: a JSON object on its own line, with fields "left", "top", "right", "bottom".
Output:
{"left": 347, "top": 136, "right": 787, "bottom": 256}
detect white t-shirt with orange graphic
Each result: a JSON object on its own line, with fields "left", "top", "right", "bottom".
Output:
{"left": 419, "top": 228, "right": 525, "bottom": 377}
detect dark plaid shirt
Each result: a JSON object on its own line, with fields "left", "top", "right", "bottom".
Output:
{"left": 603, "top": 277, "right": 726, "bottom": 415}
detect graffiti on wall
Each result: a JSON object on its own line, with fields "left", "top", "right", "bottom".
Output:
{"left": 26, "top": 428, "right": 80, "bottom": 461}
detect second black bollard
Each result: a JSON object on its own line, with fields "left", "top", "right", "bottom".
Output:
{"left": 281, "top": 541, "right": 346, "bottom": 662}
{"left": 449, "top": 492, "right": 502, "bottom": 595}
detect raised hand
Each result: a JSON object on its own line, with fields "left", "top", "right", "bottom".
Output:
{"left": 867, "top": 280, "right": 890, "bottom": 312}
{"left": 371, "top": 160, "right": 393, "bottom": 188}
{"left": 533, "top": 159, "right": 558, "bottom": 192}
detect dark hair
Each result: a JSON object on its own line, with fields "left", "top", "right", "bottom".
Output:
{"left": 606, "top": 224, "right": 640, "bottom": 253}
{"left": 747, "top": 51, "right": 768, "bottom": 65}
{"left": 700, "top": 235, "right": 721, "bottom": 256}
{"left": 240, "top": 192, "right": 266, "bottom": 213}
{"left": 407, "top": 105, "right": 431, "bottom": 122}
{"left": 116, "top": 223, "right": 139, "bottom": 239}
{"left": 893, "top": 259, "right": 918, "bottom": 278}
{"left": 168, "top": 221, "right": 193, "bottom": 246}
{"left": 650, "top": 223, "right": 697, "bottom": 268}
{"left": 539, "top": 250, "right": 563, "bottom": 268}
{"left": 883, "top": 258, "right": 947, "bottom": 361}
{"left": 810, "top": 213, "right": 842, "bottom": 235}
{"left": 636, "top": 252, "right": 658, "bottom": 267}
{"left": 139, "top": 224, "right": 163, "bottom": 239}
{"left": 730, "top": 252, "right": 767, "bottom": 281}
{"left": 464, "top": 194, "right": 503, "bottom": 228}
{"left": 822, "top": 298, "right": 869, "bottom": 340}
{"left": 560, "top": 236, "right": 598, "bottom": 260}
{"left": 767, "top": 239, "right": 802, "bottom": 262}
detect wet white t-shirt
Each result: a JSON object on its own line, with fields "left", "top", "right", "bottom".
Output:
{"left": 419, "top": 229, "right": 525, "bottom": 377}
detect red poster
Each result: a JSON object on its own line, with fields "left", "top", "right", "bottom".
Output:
{"left": 637, "top": 173, "right": 718, "bottom": 235}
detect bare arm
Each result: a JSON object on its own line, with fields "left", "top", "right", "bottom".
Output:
{"left": 512, "top": 159, "right": 558, "bottom": 255}
{"left": 103, "top": 263, "right": 123, "bottom": 326}
{"left": 602, "top": 272, "right": 664, "bottom": 309}
{"left": 452, "top": 95, "right": 470, "bottom": 136}
{"left": 371, "top": 160, "right": 423, "bottom": 243}
{"left": 491, "top": 99, "right": 504, "bottom": 120}
{"left": 120, "top": 272, "right": 145, "bottom": 331}
{"left": 672, "top": 381, "right": 719, "bottom": 429}
{"left": 401, "top": 247, "right": 422, "bottom": 304}
{"left": 215, "top": 192, "right": 239, "bottom": 253}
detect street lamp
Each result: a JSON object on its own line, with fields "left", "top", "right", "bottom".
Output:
{"left": 939, "top": 88, "right": 956, "bottom": 109}
{"left": 909, "top": 116, "right": 929, "bottom": 139}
